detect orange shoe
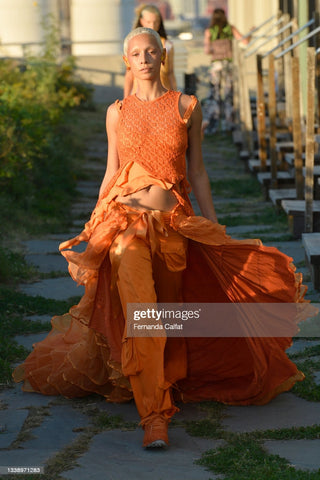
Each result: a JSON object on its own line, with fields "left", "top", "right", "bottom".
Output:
{"left": 142, "top": 414, "right": 169, "bottom": 448}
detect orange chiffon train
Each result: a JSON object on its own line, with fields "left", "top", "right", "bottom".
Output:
{"left": 13, "top": 200, "right": 310, "bottom": 410}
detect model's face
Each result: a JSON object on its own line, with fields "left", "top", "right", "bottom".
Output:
{"left": 140, "top": 11, "right": 161, "bottom": 32}
{"left": 124, "top": 34, "right": 163, "bottom": 80}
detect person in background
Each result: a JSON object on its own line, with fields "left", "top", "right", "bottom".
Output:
{"left": 123, "top": 3, "right": 177, "bottom": 97}
{"left": 202, "top": 8, "right": 250, "bottom": 134}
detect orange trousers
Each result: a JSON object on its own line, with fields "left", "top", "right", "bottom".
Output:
{"left": 109, "top": 206, "right": 188, "bottom": 425}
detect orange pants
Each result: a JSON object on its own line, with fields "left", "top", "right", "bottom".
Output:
{"left": 109, "top": 206, "right": 188, "bottom": 425}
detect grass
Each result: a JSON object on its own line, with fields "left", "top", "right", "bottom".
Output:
{"left": 10, "top": 406, "right": 51, "bottom": 447}
{"left": 251, "top": 425, "right": 320, "bottom": 440}
{"left": 0, "top": 101, "right": 100, "bottom": 242}
{"left": 0, "top": 104, "right": 101, "bottom": 386}
{"left": 1, "top": 399, "right": 139, "bottom": 480}
{"left": 0, "top": 287, "right": 79, "bottom": 317}
{"left": 197, "top": 436, "right": 320, "bottom": 480}
{"left": 92, "top": 411, "right": 137, "bottom": 431}
{"left": 0, "top": 247, "right": 38, "bottom": 285}
{"left": 39, "top": 409, "right": 137, "bottom": 480}
{"left": 210, "top": 177, "right": 263, "bottom": 198}
{"left": 290, "top": 359, "right": 320, "bottom": 401}
{"left": 219, "top": 206, "right": 288, "bottom": 228}
{"left": 285, "top": 342, "right": 320, "bottom": 402}
{"left": 202, "top": 133, "right": 292, "bottom": 235}
{"left": 172, "top": 398, "right": 320, "bottom": 479}
{"left": 39, "top": 271, "right": 70, "bottom": 280}
{"left": 289, "top": 344, "right": 320, "bottom": 360}
{"left": 185, "top": 401, "right": 226, "bottom": 439}
{"left": 0, "top": 287, "right": 80, "bottom": 386}
{"left": 178, "top": 399, "right": 320, "bottom": 479}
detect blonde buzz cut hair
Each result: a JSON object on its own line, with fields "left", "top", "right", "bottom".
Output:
{"left": 123, "top": 27, "right": 163, "bottom": 56}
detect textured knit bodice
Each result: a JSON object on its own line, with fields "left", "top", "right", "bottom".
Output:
{"left": 117, "top": 90, "right": 197, "bottom": 185}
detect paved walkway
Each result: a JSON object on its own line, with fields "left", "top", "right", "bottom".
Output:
{"left": 1, "top": 114, "right": 320, "bottom": 479}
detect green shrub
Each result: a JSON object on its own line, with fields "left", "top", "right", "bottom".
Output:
{"left": 0, "top": 15, "right": 93, "bottom": 236}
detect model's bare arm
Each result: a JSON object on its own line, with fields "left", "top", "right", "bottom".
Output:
{"left": 204, "top": 29, "right": 212, "bottom": 54}
{"left": 232, "top": 25, "right": 251, "bottom": 44}
{"left": 186, "top": 100, "right": 218, "bottom": 223}
{"left": 98, "top": 104, "right": 120, "bottom": 198}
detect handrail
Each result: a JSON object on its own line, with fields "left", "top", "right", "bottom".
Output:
{"left": 245, "top": 19, "right": 295, "bottom": 57}
{"left": 275, "top": 25, "right": 320, "bottom": 58}
{"left": 245, "top": 15, "right": 285, "bottom": 49}
{"left": 240, "top": 13, "right": 277, "bottom": 40}
{"left": 262, "top": 18, "right": 314, "bottom": 57}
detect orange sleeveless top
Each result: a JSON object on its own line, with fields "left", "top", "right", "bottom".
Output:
{"left": 103, "top": 90, "right": 198, "bottom": 211}
{"left": 117, "top": 90, "right": 196, "bottom": 180}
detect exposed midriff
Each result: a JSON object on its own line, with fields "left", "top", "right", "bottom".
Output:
{"left": 105, "top": 161, "right": 179, "bottom": 211}
{"left": 116, "top": 185, "right": 178, "bottom": 211}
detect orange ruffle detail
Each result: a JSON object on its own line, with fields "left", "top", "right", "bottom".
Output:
{"left": 13, "top": 312, "right": 132, "bottom": 402}
{"left": 13, "top": 205, "right": 312, "bottom": 405}
{"left": 13, "top": 187, "right": 315, "bottom": 405}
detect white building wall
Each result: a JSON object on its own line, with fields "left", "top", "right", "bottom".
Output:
{"left": 170, "top": 0, "right": 208, "bottom": 18}
{"left": 228, "top": 0, "right": 279, "bottom": 41}
{"left": 70, "top": 0, "right": 134, "bottom": 55}
{"left": 170, "top": 0, "right": 186, "bottom": 18}
{"left": 228, "top": 0, "right": 279, "bottom": 94}
{"left": 0, "top": 0, "right": 58, "bottom": 57}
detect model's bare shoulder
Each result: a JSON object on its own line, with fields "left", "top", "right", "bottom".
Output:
{"left": 106, "top": 101, "right": 121, "bottom": 132}
{"left": 180, "top": 93, "right": 196, "bottom": 109}
{"left": 107, "top": 100, "right": 122, "bottom": 116}
{"left": 179, "top": 93, "right": 200, "bottom": 125}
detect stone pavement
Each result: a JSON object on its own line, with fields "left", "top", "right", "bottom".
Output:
{"left": 1, "top": 117, "right": 320, "bottom": 479}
